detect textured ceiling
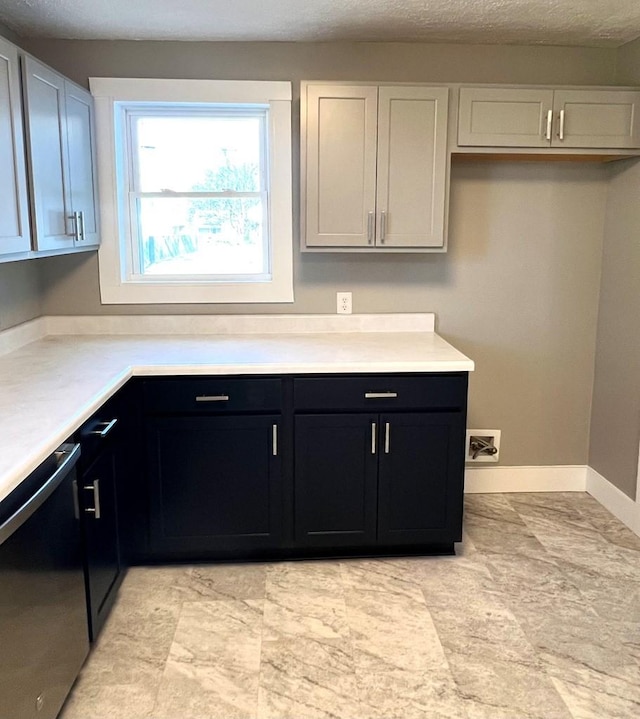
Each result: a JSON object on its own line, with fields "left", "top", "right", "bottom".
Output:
{"left": 1, "top": 0, "right": 639, "bottom": 47}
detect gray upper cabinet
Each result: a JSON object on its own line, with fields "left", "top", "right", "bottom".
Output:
{"left": 375, "top": 86, "right": 449, "bottom": 248}
{"left": 304, "top": 84, "right": 378, "bottom": 248}
{"left": 64, "top": 81, "right": 100, "bottom": 246}
{"left": 22, "top": 56, "right": 100, "bottom": 253}
{"left": 458, "top": 88, "right": 554, "bottom": 148}
{"left": 552, "top": 90, "right": 640, "bottom": 149}
{"left": 302, "top": 83, "right": 449, "bottom": 251}
{"left": 0, "top": 37, "right": 31, "bottom": 257}
{"left": 458, "top": 86, "right": 640, "bottom": 149}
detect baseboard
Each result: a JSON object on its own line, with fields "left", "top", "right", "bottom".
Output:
{"left": 464, "top": 465, "right": 588, "bottom": 493}
{"left": 585, "top": 466, "right": 639, "bottom": 535}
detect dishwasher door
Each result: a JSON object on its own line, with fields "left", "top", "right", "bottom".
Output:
{"left": 0, "top": 443, "right": 89, "bottom": 719}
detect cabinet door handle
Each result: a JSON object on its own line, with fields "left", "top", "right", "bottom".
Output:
{"left": 365, "top": 392, "right": 398, "bottom": 399}
{"left": 272, "top": 424, "right": 278, "bottom": 456}
{"left": 72, "top": 480, "right": 80, "bottom": 520}
{"left": 384, "top": 422, "right": 390, "bottom": 454}
{"left": 89, "top": 418, "right": 118, "bottom": 438}
{"left": 79, "top": 210, "right": 86, "bottom": 242}
{"left": 367, "top": 211, "right": 374, "bottom": 244}
{"left": 195, "top": 394, "right": 229, "bottom": 402}
{"left": 371, "top": 422, "right": 377, "bottom": 454}
{"left": 380, "top": 211, "right": 387, "bottom": 244}
{"left": 545, "top": 110, "right": 553, "bottom": 141}
{"left": 558, "top": 110, "right": 565, "bottom": 140}
{"left": 83, "top": 479, "right": 101, "bottom": 520}
{"left": 68, "top": 211, "right": 80, "bottom": 241}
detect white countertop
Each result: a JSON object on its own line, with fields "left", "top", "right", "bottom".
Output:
{"left": 0, "top": 316, "right": 473, "bottom": 505}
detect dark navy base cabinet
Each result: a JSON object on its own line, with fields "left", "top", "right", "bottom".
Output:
{"left": 147, "top": 415, "right": 283, "bottom": 556}
{"left": 295, "top": 413, "right": 379, "bottom": 547}
{"left": 140, "top": 372, "right": 468, "bottom": 561}
{"left": 76, "top": 389, "right": 128, "bottom": 642}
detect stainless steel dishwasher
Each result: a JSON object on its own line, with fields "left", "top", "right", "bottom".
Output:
{"left": 0, "top": 443, "right": 89, "bottom": 719}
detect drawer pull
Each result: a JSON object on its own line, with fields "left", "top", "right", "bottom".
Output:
{"left": 195, "top": 394, "right": 230, "bottom": 402}
{"left": 89, "top": 418, "right": 118, "bottom": 438}
{"left": 364, "top": 392, "right": 398, "bottom": 399}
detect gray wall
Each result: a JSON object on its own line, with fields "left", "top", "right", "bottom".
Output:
{"left": 0, "top": 262, "right": 43, "bottom": 331}
{"left": 615, "top": 36, "right": 640, "bottom": 86}
{"left": 589, "top": 38, "right": 640, "bottom": 499}
{"left": 23, "top": 39, "right": 614, "bottom": 467}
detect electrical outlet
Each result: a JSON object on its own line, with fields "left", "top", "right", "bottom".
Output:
{"left": 336, "top": 292, "right": 352, "bottom": 314}
{"left": 465, "top": 429, "right": 501, "bottom": 463}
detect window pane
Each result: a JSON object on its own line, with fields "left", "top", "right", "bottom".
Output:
{"left": 136, "top": 197, "right": 267, "bottom": 277}
{"left": 134, "top": 115, "right": 262, "bottom": 193}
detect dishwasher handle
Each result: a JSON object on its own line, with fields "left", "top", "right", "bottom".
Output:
{"left": 0, "top": 443, "right": 81, "bottom": 545}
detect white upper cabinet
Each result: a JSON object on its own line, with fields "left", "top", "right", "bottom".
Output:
{"left": 304, "top": 85, "right": 378, "bottom": 248}
{"left": 376, "top": 86, "right": 449, "bottom": 248}
{"left": 458, "top": 87, "right": 640, "bottom": 149}
{"left": 22, "top": 56, "right": 100, "bottom": 253}
{"left": 552, "top": 90, "right": 640, "bottom": 149}
{"left": 458, "top": 88, "right": 554, "bottom": 148}
{"left": 302, "top": 83, "right": 449, "bottom": 251}
{"left": 0, "top": 37, "right": 31, "bottom": 257}
{"left": 64, "top": 80, "right": 100, "bottom": 246}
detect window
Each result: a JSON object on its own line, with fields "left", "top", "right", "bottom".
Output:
{"left": 89, "top": 79, "right": 293, "bottom": 304}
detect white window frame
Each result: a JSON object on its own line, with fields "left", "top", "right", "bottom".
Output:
{"left": 89, "top": 78, "right": 293, "bottom": 304}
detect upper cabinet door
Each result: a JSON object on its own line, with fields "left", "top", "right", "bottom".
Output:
{"left": 304, "top": 84, "right": 378, "bottom": 247}
{"left": 65, "top": 81, "right": 100, "bottom": 246}
{"left": 376, "top": 86, "right": 448, "bottom": 248}
{"left": 458, "top": 87, "right": 554, "bottom": 147}
{"left": 552, "top": 90, "right": 640, "bottom": 149}
{"left": 0, "top": 37, "right": 31, "bottom": 257}
{"left": 22, "top": 56, "right": 73, "bottom": 252}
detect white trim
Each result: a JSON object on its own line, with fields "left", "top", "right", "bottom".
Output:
{"left": 89, "top": 78, "right": 291, "bottom": 103}
{"left": 90, "top": 78, "right": 293, "bottom": 304}
{"left": 43, "top": 312, "right": 436, "bottom": 336}
{"left": 0, "top": 317, "right": 47, "bottom": 357}
{"left": 586, "top": 466, "right": 640, "bottom": 535}
{"left": 464, "top": 465, "right": 587, "bottom": 493}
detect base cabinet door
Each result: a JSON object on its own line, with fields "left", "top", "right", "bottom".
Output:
{"left": 294, "top": 414, "right": 378, "bottom": 546}
{"left": 147, "top": 415, "right": 282, "bottom": 555}
{"left": 377, "top": 412, "right": 464, "bottom": 545}
{"left": 80, "top": 449, "right": 121, "bottom": 641}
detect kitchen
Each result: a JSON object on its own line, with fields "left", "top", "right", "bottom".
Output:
{"left": 1, "top": 1, "right": 640, "bottom": 718}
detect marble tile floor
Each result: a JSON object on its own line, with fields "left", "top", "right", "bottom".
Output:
{"left": 59, "top": 492, "right": 640, "bottom": 719}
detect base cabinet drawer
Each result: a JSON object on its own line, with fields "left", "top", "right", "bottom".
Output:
{"left": 294, "top": 374, "right": 467, "bottom": 411}
{"left": 143, "top": 378, "right": 282, "bottom": 414}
